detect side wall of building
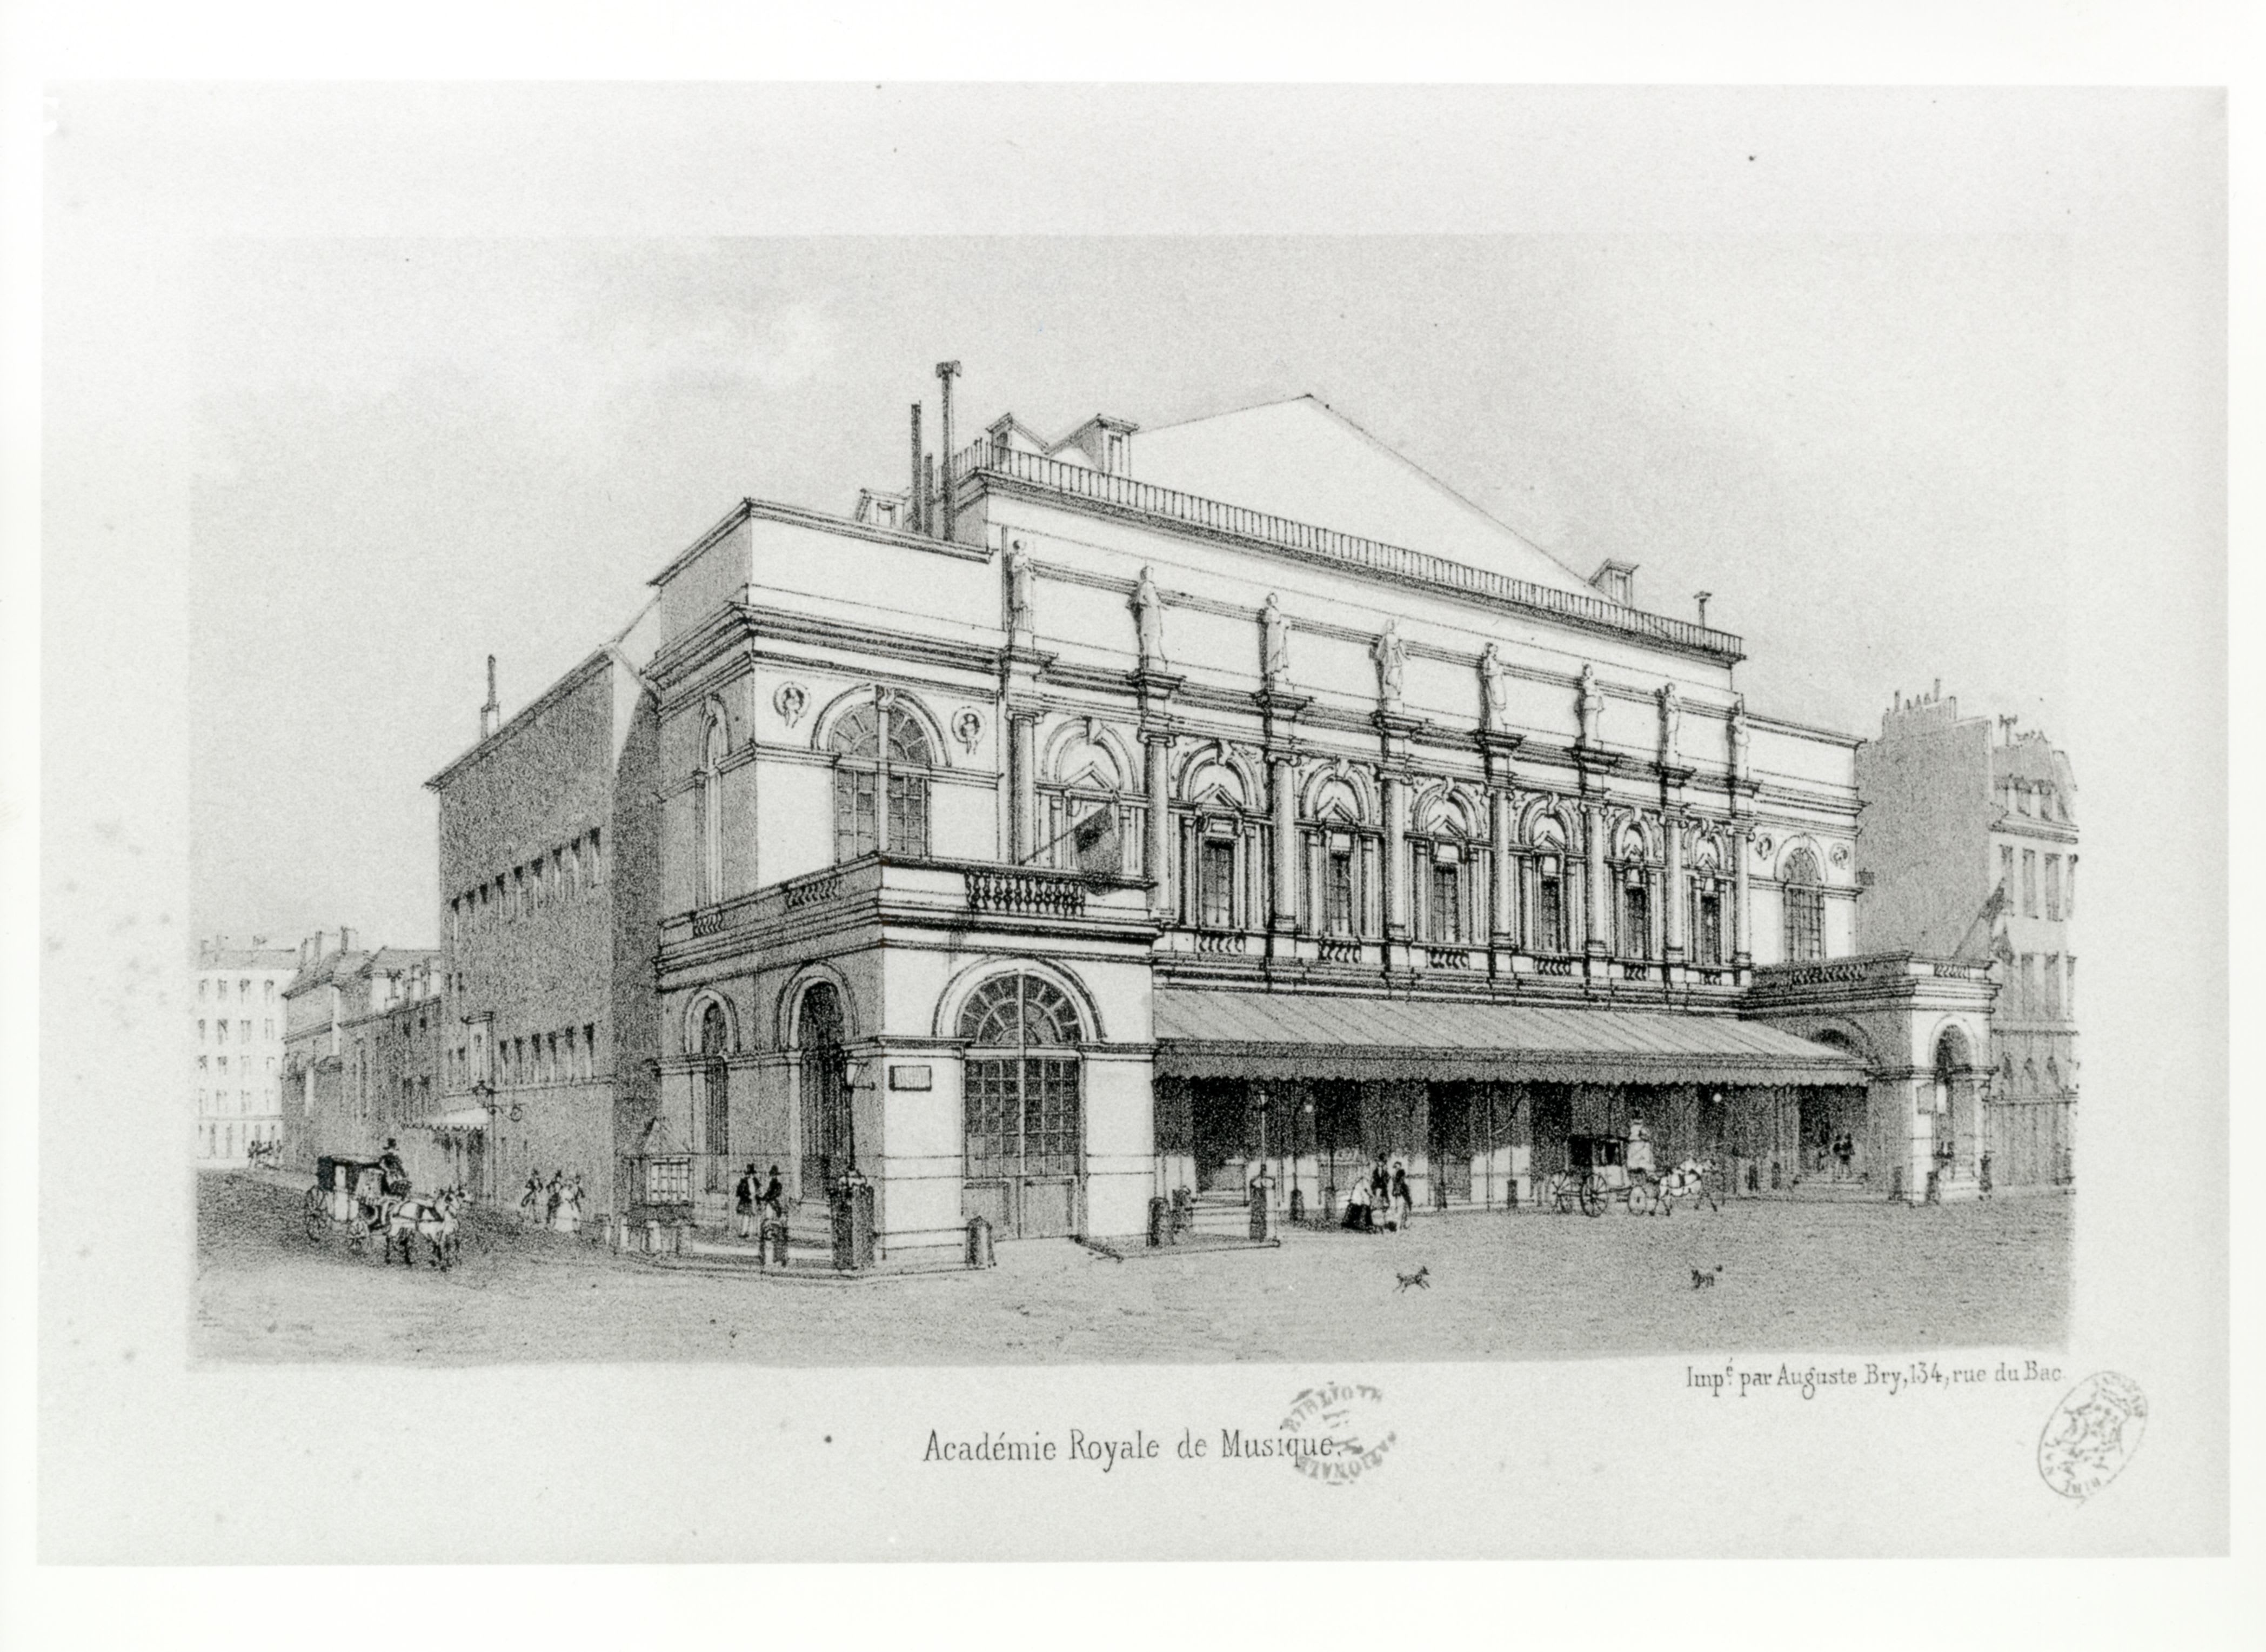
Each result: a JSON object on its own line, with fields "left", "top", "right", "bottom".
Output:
{"left": 1854, "top": 705, "right": 1994, "bottom": 955}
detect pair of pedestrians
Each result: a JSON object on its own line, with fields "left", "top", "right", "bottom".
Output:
{"left": 733, "top": 1163, "right": 785, "bottom": 1240}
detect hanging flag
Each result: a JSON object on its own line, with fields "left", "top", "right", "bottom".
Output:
{"left": 1072, "top": 806, "right": 1121, "bottom": 874}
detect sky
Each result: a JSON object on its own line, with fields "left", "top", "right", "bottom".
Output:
{"left": 185, "top": 231, "right": 2074, "bottom": 947}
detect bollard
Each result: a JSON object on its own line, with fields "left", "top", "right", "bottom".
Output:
{"left": 1507, "top": 1179, "right": 1520, "bottom": 1214}
{"left": 1147, "top": 1196, "right": 1167, "bottom": 1249}
{"left": 1770, "top": 1159, "right": 1782, "bottom": 1192}
{"left": 1923, "top": 1169, "right": 1940, "bottom": 1206}
{"left": 965, "top": 1214, "right": 994, "bottom": 1269}
{"left": 832, "top": 1175, "right": 876, "bottom": 1272}
{"left": 1247, "top": 1181, "right": 1271, "bottom": 1242}
{"left": 1288, "top": 1187, "right": 1305, "bottom": 1226}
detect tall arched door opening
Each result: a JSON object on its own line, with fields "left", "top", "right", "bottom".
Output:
{"left": 959, "top": 973, "right": 1085, "bottom": 1239}
{"left": 797, "top": 983, "right": 852, "bottom": 1197}
{"left": 1932, "top": 1026, "right": 1978, "bottom": 1182}
{"left": 696, "top": 1001, "right": 731, "bottom": 1192}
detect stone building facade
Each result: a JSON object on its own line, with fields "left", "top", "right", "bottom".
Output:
{"left": 282, "top": 934, "right": 443, "bottom": 1172}
{"left": 1854, "top": 690, "right": 2077, "bottom": 1189}
{"left": 623, "top": 389, "right": 1980, "bottom": 1255}
{"left": 192, "top": 939, "right": 299, "bottom": 1165}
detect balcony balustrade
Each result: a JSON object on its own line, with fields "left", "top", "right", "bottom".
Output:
{"left": 951, "top": 438, "right": 1745, "bottom": 660}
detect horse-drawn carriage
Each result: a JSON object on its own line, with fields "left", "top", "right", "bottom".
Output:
{"left": 303, "top": 1155, "right": 390, "bottom": 1249}
{"left": 1543, "top": 1129, "right": 1716, "bottom": 1218}
{"left": 302, "top": 1155, "right": 463, "bottom": 1268}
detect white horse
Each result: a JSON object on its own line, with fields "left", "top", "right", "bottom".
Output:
{"left": 1657, "top": 1159, "right": 1719, "bottom": 1215}
{"left": 383, "top": 1186, "right": 464, "bottom": 1269}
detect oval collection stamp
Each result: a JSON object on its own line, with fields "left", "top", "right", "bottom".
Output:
{"left": 2037, "top": 1370, "right": 2148, "bottom": 1501}
{"left": 1280, "top": 1382, "right": 1396, "bottom": 1486}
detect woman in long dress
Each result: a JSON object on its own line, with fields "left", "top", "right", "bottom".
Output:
{"left": 553, "top": 1174, "right": 583, "bottom": 1235}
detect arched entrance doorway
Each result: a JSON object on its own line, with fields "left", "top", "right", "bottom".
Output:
{"left": 959, "top": 973, "right": 1085, "bottom": 1239}
{"left": 696, "top": 1001, "right": 731, "bottom": 1192}
{"left": 1931, "top": 1025, "right": 1979, "bottom": 1188}
{"left": 797, "top": 982, "right": 852, "bottom": 1197}
{"left": 1797, "top": 1029, "right": 1870, "bottom": 1183}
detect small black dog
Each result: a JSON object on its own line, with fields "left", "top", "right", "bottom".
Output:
{"left": 1396, "top": 1265, "right": 1431, "bottom": 1292}
{"left": 1691, "top": 1266, "right": 1723, "bottom": 1290}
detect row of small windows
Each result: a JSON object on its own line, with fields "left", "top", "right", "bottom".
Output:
{"left": 451, "top": 1024, "right": 602, "bottom": 1089}
{"left": 195, "top": 1088, "right": 264, "bottom": 1113}
{"left": 2009, "top": 953, "right": 2077, "bottom": 1022}
{"left": 197, "top": 1019, "right": 273, "bottom": 1043}
{"left": 785, "top": 700, "right": 1814, "bottom": 968}
{"left": 1999, "top": 1053, "right": 2072, "bottom": 1097}
{"left": 197, "top": 1054, "right": 277, "bottom": 1077}
{"left": 1160, "top": 815, "right": 1762, "bottom": 965}
{"left": 450, "top": 829, "right": 605, "bottom": 947}
{"left": 2001, "top": 847, "right": 2076, "bottom": 921}
{"left": 198, "top": 978, "right": 277, "bottom": 1004}
{"left": 199, "top": 1119, "right": 279, "bottom": 1158}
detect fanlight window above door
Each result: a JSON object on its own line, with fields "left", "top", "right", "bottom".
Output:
{"left": 958, "top": 973, "right": 1082, "bottom": 1049}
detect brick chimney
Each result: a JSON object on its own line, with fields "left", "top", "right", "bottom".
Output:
{"left": 479, "top": 654, "right": 500, "bottom": 739}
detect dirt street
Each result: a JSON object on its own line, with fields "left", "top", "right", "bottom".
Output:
{"left": 197, "top": 1171, "right": 2069, "bottom": 1366}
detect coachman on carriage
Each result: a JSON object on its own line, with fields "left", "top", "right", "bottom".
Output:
{"left": 302, "top": 1146, "right": 464, "bottom": 1268}
{"left": 1543, "top": 1120, "right": 1716, "bottom": 1218}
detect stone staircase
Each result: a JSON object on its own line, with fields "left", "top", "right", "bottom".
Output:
{"left": 1182, "top": 1190, "right": 1268, "bottom": 1240}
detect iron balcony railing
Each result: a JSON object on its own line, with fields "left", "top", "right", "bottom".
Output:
{"left": 947, "top": 438, "right": 1744, "bottom": 659}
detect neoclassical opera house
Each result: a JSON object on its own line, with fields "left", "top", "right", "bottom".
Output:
{"left": 437, "top": 383, "right": 1998, "bottom": 1255}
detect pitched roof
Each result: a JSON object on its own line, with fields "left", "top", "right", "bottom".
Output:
{"left": 283, "top": 950, "right": 371, "bottom": 998}
{"left": 1131, "top": 395, "right": 1597, "bottom": 598}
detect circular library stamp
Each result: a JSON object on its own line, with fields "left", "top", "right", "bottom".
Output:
{"left": 1280, "top": 1382, "right": 1396, "bottom": 1486}
{"left": 2037, "top": 1370, "right": 2148, "bottom": 1502}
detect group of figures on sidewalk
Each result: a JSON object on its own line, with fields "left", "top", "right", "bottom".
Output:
{"left": 1338, "top": 1155, "right": 1418, "bottom": 1234}
{"left": 516, "top": 1169, "right": 586, "bottom": 1235}
{"left": 733, "top": 1163, "right": 787, "bottom": 1240}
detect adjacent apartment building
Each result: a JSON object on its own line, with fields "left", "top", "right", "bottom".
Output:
{"left": 192, "top": 938, "right": 299, "bottom": 1164}
{"left": 1855, "top": 689, "right": 2077, "bottom": 1188}
{"left": 279, "top": 929, "right": 443, "bottom": 1172}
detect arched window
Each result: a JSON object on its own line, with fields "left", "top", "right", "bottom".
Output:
{"left": 1414, "top": 794, "right": 1483, "bottom": 946}
{"left": 797, "top": 984, "right": 852, "bottom": 1193}
{"left": 1042, "top": 732, "right": 1141, "bottom": 877}
{"left": 1615, "top": 825, "right": 1654, "bottom": 960}
{"left": 696, "top": 1000, "right": 731, "bottom": 1191}
{"left": 959, "top": 974, "right": 1085, "bottom": 1238}
{"left": 829, "top": 695, "right": 934, "bottom": 861}
{"left": 1526, "top": 816, "right": 1572, "bottom": 955}
{"left": 698, "top": 711, "right": 728, "bottom": 905}
{"left": 1782, "top": 847, "right": 1825, "bottom": 964}
{"left": 1302, "top": 778, "right": 1375, "bottom": 941}
{"left": 1690, "top": 838, "right": 1726, "bottom": 965}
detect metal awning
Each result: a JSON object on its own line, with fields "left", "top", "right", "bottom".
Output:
{"left": 420, "top": 1106, "right": 492, "bottom": 1130}
{"left": 1153, "top": 990, "right": 1869, "bottom": 1087}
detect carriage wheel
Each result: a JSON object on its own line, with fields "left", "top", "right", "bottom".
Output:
{"left": 1580, "top": 1180, "right": 1606, "bottom": 1218}
{"left": 1553, "top": 1179, "right": 1574, "bottom": 1215}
